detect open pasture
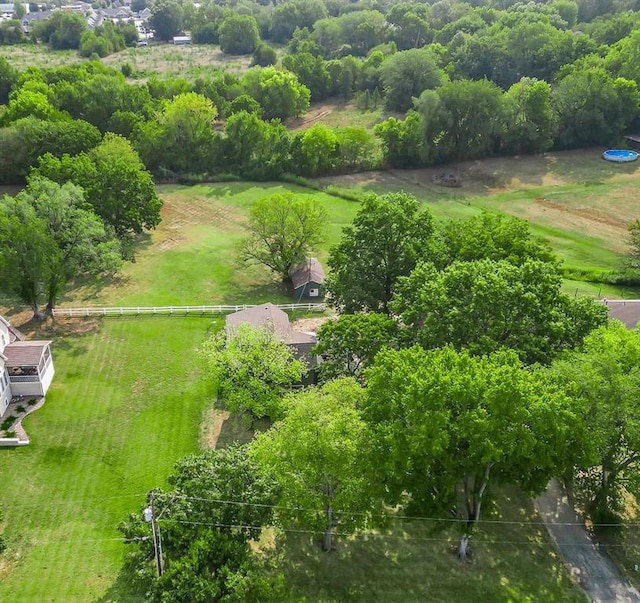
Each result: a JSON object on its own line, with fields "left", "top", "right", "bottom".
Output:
{"left": 0, "top": 43, "right": 253, "bottom": 77}
{"left": 317, "top": 149, "right": 640, "bottom": 293}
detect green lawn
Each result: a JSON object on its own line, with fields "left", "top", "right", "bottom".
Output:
{"left": 278, "top": 487, "right": 585, "bottom": 602}
{"left": 0, "top": 317, "right": 214, "bottom": 602}
{"left": 64, "top": 182, "right": 360, "bottom": 308}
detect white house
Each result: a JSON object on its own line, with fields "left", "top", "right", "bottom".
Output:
{"left": 0, "top": 316, "right": 54, "bottom": 417}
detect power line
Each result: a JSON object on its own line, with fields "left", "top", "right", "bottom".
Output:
{"left": 150, "top": 491, "right": 640, "bottom": 529}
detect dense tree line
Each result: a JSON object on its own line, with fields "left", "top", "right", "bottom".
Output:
{"left": 1, "top": 1, "right": 640, "bottom": 183}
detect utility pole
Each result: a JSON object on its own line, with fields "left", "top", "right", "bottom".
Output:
{"left": 144, "top": 492, "right": 164, "bottom": 576}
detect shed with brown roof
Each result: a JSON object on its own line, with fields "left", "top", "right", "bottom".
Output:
{"left": 288, "top": 258, "right": 325, "bottom": 300}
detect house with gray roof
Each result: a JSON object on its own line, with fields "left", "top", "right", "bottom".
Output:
{"left": 225, "top": 303, "right": 319, "bottom": 378}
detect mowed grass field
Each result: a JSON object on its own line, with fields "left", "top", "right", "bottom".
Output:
{"left": 0, "top": 316, "right": 215, "bottom": 602}
{"left": 0, "top": 154, "right": 637, "bottom": 601}
{"left": 316, "top": 148, "right": 640, "bottom": 296}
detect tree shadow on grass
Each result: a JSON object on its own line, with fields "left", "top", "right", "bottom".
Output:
{"left": 94, "top": 565, "right": 146, "bottom": 603}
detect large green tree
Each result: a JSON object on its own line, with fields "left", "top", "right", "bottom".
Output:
{"left": 0, "top": 178, "right": 121, "bottom": 317}
{"left": 242, "top": 66, "right": 310, "bottom": 120}
{"left": 239, "top": 192, "right": 327, "bottom": 282}
{"left": 135, "top": 92, "right": 218, "bottom": 175}
{"left": 380, "top": 47, "right": 444, "bottom": 112}
{"left": 502, "top": 77, "right": 558, "bottom": 155}
{"left": 251, "top": 379, "right": 377, "bottom": 551}
{"left": 120, "top": 445, "right": 282, "bottom": 602}
{"left": 219, "top": 14, "right": 260, "bottom": 55}
{"left": 149, "top": 0, "right": 183, "bottom": 42}
{"left": 550, "top": 322, "right": 640, "bottom": 522}
{"left": 200, "top": 323, "right": 305, "bottom": 422}
{"left": 364, "top": 346, "right": 583, "bottom": 557}
{"left": 326, "top": 192, "right": 437, "bottom": 314}
{"left": 392, "top": 259, "right": 608, "bottom": 365}
{"left": 440, "top": 211, "right": 557, "bottom": 267}
{"left": 435, "top": 78, "right": 505, "bottom": 161}
{"left": 221, "top": 111, "right": 291, "bottom": 180}
{"left": 314, "top": 313, "right": 397, "bottom": 383}
{"left": 35, "top": 134, "right": 162, "bottom": 239}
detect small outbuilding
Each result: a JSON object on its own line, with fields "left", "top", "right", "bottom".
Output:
{"left": 288, "top": 258, "right": 325, "bottom": 300}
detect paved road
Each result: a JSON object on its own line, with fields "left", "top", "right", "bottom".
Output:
{"left": 535, "top": 480, "right": 640, "bottom": 603}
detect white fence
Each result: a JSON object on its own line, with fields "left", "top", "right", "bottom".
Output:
{"left": 52, "top": 303, "right": 327, "bottom": 318}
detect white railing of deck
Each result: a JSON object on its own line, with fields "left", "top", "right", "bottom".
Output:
{"left": 51, "top": 303, "right": 327, "bottom": 317}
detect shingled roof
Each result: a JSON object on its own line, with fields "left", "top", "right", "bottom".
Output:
{"left": 225, "top": 303, "right": 291, "bottom": 340}
{"left": 3, "top": 341, "right": 51, "bottom": 367}
{"left": 225, "top": 303, "right": 317, "bottom": 347}
{"left": 288, "top": 258, "right": 325, "bottom": 289}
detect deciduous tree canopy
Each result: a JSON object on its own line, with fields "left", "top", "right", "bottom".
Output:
{"left": 239, "top": 192, "right": 327, "bottom": 282}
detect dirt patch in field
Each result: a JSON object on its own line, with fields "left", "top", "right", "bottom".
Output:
{"left": 535, "top": 197, "right": 629, "bottom": 229}
{"left": 156, "top": 192, "right": 246, "bottom": 249}
{"left": 291, "top": 316, "right": 335, "bottom": 333}
{"left": 200, "top": 407, "right": 231, "bottom": 449}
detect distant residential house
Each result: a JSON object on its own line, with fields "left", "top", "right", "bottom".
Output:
{"left": 0, "top": 3, "right": 28, "bottom": 17}
{"left": 21, "top": 9, "right": 52, "bottom": 33}
{"left": 225, "top": 303, "right": 319, "bottom": 377}
{"left": 0, "top": 316, "right": 54, "bottom": 417}
{"left": 288, "top": 257, "right": 325, "bottom": 300}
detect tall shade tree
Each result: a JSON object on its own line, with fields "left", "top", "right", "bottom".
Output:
{"left": 0, "top": 196, "right": 56, "bottom": 318}
{"left": 0, "top": 178, "right": 121, "bottom": 317}
{"left": 119, "top": 445, "right": 282, "bottom": 603}
{"left": 364, "top": 346, "right": 582, "bottom": 558}
{"left": 552, "top": 68, "right": 640, "bottom": 149}
{"left": 221, "top": 111, "right": 291, "bottom": 180}
{"left": 239, "top": 192, "right": 327, "bottom": 282}
{"left": 326, "top": 192, "right": 437, "bottom": 314}
{"left": 200, "top": 323, "right": 305, "bottom": 422}
{"left": 436, "top": 78, "right": 505, "bottom": 161}
{"left": 19, "top": 177, "right": 121, "bottom": 312}
{"left": 550, "top": 322, "right": 640, "bottom": 522}
{"left": 149, "top": 0, "right": 183, "bottom": 42}
{"left": 502, "top": 77, "right": 558, "bottom": 155}
{"left": 136, "top": 92, "right": 218, "bottom": 175}
{"left": 380, "top": 47, "right": 444, "bottom": 112}
{"left": 441, "top": 211, "right": 557, "bottom": 267}
{"left": 314, "top": 313, "right": 397, "bottom": 383}
{"left": 251, "top": 378, "right": 377, "bottom": 551}
{"left": 241, "top": 66, "right": 310, "bottom": 120}
{"left": 218, "top": 14, "right": 260, "bottom": 55}
{"left": 392, "top": 259, "right": 608, "bottom": 365}
{"left": 34, "top": 134, "right": 162, "bottom": 239}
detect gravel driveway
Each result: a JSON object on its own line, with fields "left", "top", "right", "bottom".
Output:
{"left": 536, "top": 480, "right": 640, "bottom": 603}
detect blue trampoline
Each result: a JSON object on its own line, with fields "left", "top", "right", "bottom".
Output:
{"left": 602, "top": 149, "right": 639, "bottom": 163}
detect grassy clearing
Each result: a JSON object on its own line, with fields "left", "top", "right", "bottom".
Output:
{"left": 0, "top": 316, "right": 214, "bottom": 602}
{"left": 287, "top": 100, "right": 386, "bottom": 133}
{"left": 275, "top": 487, "right": 585, "bottom": 602}
{"left": 0, "top": 43, "right": 252, "bottom": 77}
{"left": 65, "top": 181, "right": 359, "bottom": 308}
{"left": 103, "top": 44, "right": 253, "bottom": 78}
{"left": 315, "top": 149, "right": 640, "bottom": 293}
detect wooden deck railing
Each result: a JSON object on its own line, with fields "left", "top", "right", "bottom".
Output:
{"left": 51, "top": 303, "right": 327, "bottom": 317}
